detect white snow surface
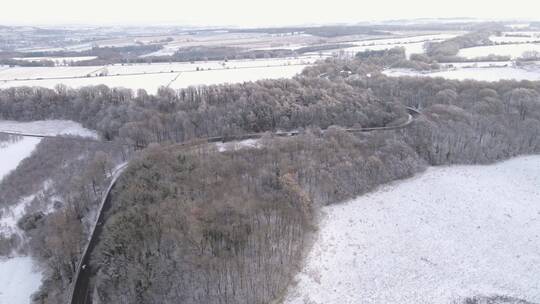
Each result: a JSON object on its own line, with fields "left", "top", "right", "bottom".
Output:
{"left": 0, "top": 137, "right": 41, "bottom": 180}
{"left": 285, "top": 156, "right": 540, "bottom": 304}
{"left": 0, "top": 120, "right": 98, "bottom": 138}
{"left": 0, "top": 58, "right": 314, "bottom": 93}
{"left": 0, "top": 195, "right": 34, "bottom": 236}
{"left": 169, "top": 65, "right": 308, "bottom": 90}
{"left": 0, "top": 257, "right": 42, "bottom": 304}
{"left": 215, "top": 138, "right": 260, "bottom": 152}
{"left": 458, "top": 44, "right": 540, "bottom": 59}
{"left": 383, "top": 67, "right": 540, "bottom": 82}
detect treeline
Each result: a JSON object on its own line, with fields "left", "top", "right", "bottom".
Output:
{"left": 355, "top": 48, "right": 440, "bottom": 71}
{"left": 234, "top": 25, "right": 389, "bottom": 37}
{"left": 0, "top": 78, "right": 404, "bottom": 149}
{"left": 425, "top": 31, "right": 493, "bottom": 61}
{"left": 0, "top": 58, "right": 55, "bottom": 67}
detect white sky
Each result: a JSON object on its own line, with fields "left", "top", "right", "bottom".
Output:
{"left": 3, "top": 0, "right": 540, "bottom": 27}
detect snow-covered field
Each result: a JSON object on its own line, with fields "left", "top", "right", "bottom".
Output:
{"left": 307, "top": 33, "right": 460, "bottom": 59}
{"left": 441, "top": 61, "right": 513, "bottom": 69}
{"left": 0, "top": 59, "right": 311, "bottom": 93}
{"left": 285, "top": 156, "right": 540, "bottom": 304}
{"left": 0, "top": 66, "right": 102, "bottom": 81}
{"left": 168, "top": 65, "right": 308, "bottom": 90}
{"left": 383, "top": 66, "right": 540, "bottom": 82}
{"left": 0, "top": 73, "right": 180, "bottom": 94}
{"left": 458, "top": 44, "right": 540, "bottom": 59}
{"left": 106, "top": 56, "right": 318, "bottom": 75}
{"left": 0, "top": 257, "right": 42, "bottom": 304}
{"left": 0, "top": 120, "right": 98, "bottom": 138}
{"left": 0, "top": 137, "right": 41, "bottom": 180}
{"left": 490, "top": 35, "right": 540, "bottom": 44}
{"left": 350, "top": 33, "right": 458, "bottom": 47}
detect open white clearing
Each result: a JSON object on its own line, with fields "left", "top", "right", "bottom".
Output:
{"left": 0, "top": 120, "right": 98, "bottom": 138}
{"left": 285, "top": 156, "right": 540, "bottom": 304}
{"left": 0, "top": 257, "right": 42, "bottom": 304}
{"left": 458, "top": 44, "right": 540, "bottom": 59}
{"left": 0, "top": 59, "right": 312, "bottom": 93}
{"left": 0, "top": 137, "right": 41, "bottom": 179}
{"left": 383, "top": 67, "right": 540, "bottom": 82}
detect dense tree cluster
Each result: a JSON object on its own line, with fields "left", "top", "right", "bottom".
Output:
{"left": 0, "top": 78, "right": 404, "bottom": 148}
{"left": 91, "top": 127, "right": 422, "bottom": 304}
{"left": 425, "top": 31, "right": 493, "bottom": 62}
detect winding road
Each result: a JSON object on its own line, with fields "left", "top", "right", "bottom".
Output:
{"left": 0, "top": 107, "right": 420, "bottom": 304}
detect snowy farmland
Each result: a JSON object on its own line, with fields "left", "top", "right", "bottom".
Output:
{"left": 0, "top": 66, "right": 103, "bottom": 81}
{"left": 0, "top": 120, "right": 98, "bottom": 138}
{"left": 308, "top": 33, "right": 460, "bottom": 59}
{"left": 285, "top": 156, "right": 540, "bottom": 304}
{"left": 308, "top": 42, "right": 427, "bottom": 58}
{"left": 0, "top": 57, "right": 315, "bottom": 93}
{"left": 168, "top": 65, "right": 308, "bottom": 90}
{"left": 458, "top": 43, "right": 540, "bottom": 59}
{"left": 383, "top": 66, "right": 540, "bottom": 82}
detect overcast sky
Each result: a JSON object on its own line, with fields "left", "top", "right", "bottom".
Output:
{"left": 3, "top": 0, "right": 539, "bottom": 27}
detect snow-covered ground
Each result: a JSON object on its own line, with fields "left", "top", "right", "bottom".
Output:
{"left": 458, "top": 44, "right": 540, "bottom": 59}
{"left": 0, "top": 73, "right": 178, "bottom": 94}
{"left": 307, "top": 33, "right": 460, "bottom": 59}
{"left": 350, "top": 33, "right": 458, "bottom": 47}
{"left": 0, "top": 257, "right": 42, "bottom": 304}
{"left": 285, "top": 156, "right": 540, "bottom": 304}
{"left": 215, "top": 138, "right": 260, "bottom": 152}
{"left": 0, "top": 137, "right": 41, "bottom": 180}
{"left": 0, "top": 58, "right": 314, "bottom": 93}
{"left": 107, "top": 56, "right": 318, "bottom": 75}
{"left": 168, "top": 65, "right": 308, "bottom": 90}
{"left": 0, "top": 120, "right": 98, "bottom": 138}
{"left": 383, "top": 66, "right": 540, "bottom": 82}
{"left": 0, "top": 138, "right": 42, "bottom": 304}
{"left": 440, "top": 61, "right": 513, "bottom": 69}
{"left": 490, "top": 35, "right": 540, "bottom": 44}
{"left": 0, "top": 66, "right": 103, "bottom": 81}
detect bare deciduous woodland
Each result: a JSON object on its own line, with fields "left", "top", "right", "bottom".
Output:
{"left": 0, "top": 29, "right": 539, "bottom": 304}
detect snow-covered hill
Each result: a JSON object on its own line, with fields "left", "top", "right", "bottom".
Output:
{"left": 285, "top": 156, "right": 540, "bottom": 304}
